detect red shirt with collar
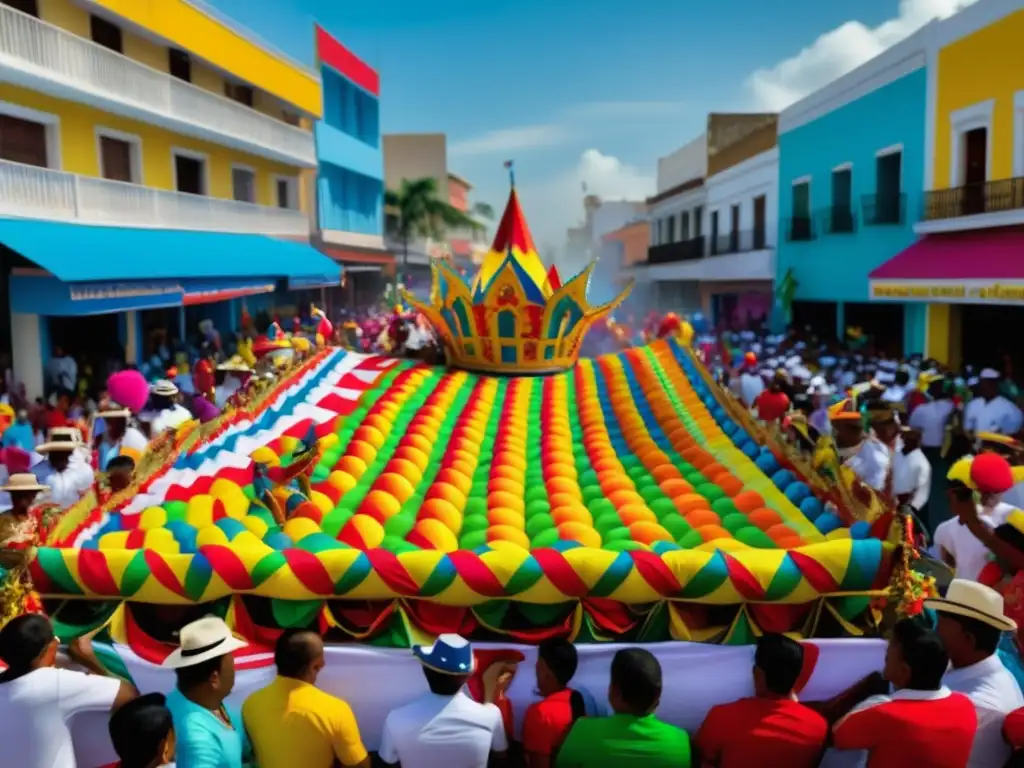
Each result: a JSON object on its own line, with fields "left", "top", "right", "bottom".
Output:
{"left": 832, "top": 687, "right": 977, "bottom": 768}
{"left": 522, "top": 688, "right": 578, "bottom": 756}
{"left": 695, "top": 696, "right": 827, "bottom": 768}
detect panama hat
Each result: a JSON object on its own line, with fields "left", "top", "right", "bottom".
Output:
{"left": 37, "top": 441, "right": 79, "bottom": 454}
{"left": 161, "top": 616, "right": 247, "bottom": 669}
{"left": 216, "top": 358, "right": 253, "bottom": 373}
{"left": 96, "top": 406, "right": 131, "bottom": 419}
{"left": 924, "top": 578, "right": 1016, "bottom": 632}
{"left": 0, "top": 473, "right": 48, "bottom": 493}
{"left": 412, "top": 633, "right": 476, "bottom": 675}
{"left": 150, "top": 379, "right": 179, "bottom": 397}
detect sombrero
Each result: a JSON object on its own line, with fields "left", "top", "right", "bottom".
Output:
{"left": 924, "top": 578, "right": 1016, "bottom": 632}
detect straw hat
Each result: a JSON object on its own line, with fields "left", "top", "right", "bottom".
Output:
{"left": 37, "top": 441, "right": 79, "bottom": 454}
{"left": 96, "top": 406, "right": 131, "bottom": 419}
{"left": 217, "top": 358, "right": 253, "bottom": 373}
{"left": 150, "top": 379, "right": 179, "bottom": 398}
{"left": 161, "top": 616, "right": 247, "bottom": 669}
{"left": 924, "top": 578, "right": 1016, "bottom": 631}
{"left": 0, "top": 473, "right": 48, "bottom": 493}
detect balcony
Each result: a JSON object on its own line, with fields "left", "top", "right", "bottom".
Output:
{"left": 861, "top": 193, "right": 906, "bottom": 226}
{"left": 820, "top": 206, "right": 857, "bottom": 235}
{"left": 708, "top": 229, "right": 771, "bottom": 256}
{"left": 0, "top": 159, "right": 308, "bottom": 236}
{"left": 646, "top": 236, "right": 705, "bottom": 264}
{"left": 0, "top": 5, "right": 316, "bottom": 167}
{"left": 784, "top": 216, "right": 815, "bottom": 242}
{"left": 916, "top": 177, "right": 1024, "bottom": 234}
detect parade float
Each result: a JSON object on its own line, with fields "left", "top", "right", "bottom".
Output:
{"left": 9, "top": 179, "right": 898, "bottom": 760}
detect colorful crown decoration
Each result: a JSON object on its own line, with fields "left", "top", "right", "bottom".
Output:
{"left": 404, "top": 169, "right": 632, "bottom": 374}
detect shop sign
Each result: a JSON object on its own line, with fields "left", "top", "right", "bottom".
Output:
{"left": 69, "top": 282, "right": 182, "bottom": 301}
{"left": 870, "top": 280, "right": 1024, "bottom": 304}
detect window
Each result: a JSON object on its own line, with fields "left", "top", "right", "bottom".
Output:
{"left": 322, "top": 67, "right": 380, "bottom": 148}
{"left": 874, "top": 151, "right": 902, "bottom": 224}
{"left": 282, "top": 111, "right": 301, "bottom": 127}
{"left": 0, "top": 113, "right": 48, "bottom": 167}
{"left": 680, "top": 210, "right": 690, "bottom": 240}
{"left": 98, "top": 133, "right": 136, "bottom": 183}
{"left": 830, "top": 167, "right": 853, "bottom": 233}
{"left": 274, "top": 176, "right": 297, "bottom": 209}
{"left": 710, "top": 210, "right": 719, "bottom": 255}
{"left": 169, "top": 49, "right": 191, "bottom": 82}
{"left": 224, "top": 82, "right": 254, "bottom": 108}
{"left": 753, "top": 195, "right": 766, "bottom": 249}
{"left": 319, "top": 165, "right": 383, "bottom": 235}
{"left": 729, "top": 204, "right": 740, "bottom": 252}
{"left": 693, "top": 205, "right": 704, "bottom": 237}
{"left": 173, "top": 152, "right": 206, "bottom": 195}
{"left": 790, "top": 180, "right": 811, "bottom": 241}
{"left": 90, "top": 15, "right": 122, "bottom": 53}
{"left": 655, "top": 218, "right": 662, "bottom": 244}
{"left": 961, "top": 128, "right": 987, "bottom": 215}
{"left": 232, "top": 166, "right": 256, "bottom": 203}
{"left": 2, "top": 0, "right": 39, "bottom": 16}
{"left": 666, "top": 215, "right": 675, "bottom": 243}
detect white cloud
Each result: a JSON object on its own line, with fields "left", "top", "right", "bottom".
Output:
{"left": 449, "top": 124, "right": 569, "bottom": 158}
{"left": 746, "top": 0, "right": 978, "bottom": 110}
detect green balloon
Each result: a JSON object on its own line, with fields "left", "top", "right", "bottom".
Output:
{"left": 526, "top": 513, "right": 555, "bottom": 538}
{"left": 588, "top": 498, "right": 616, "bottom": 518}
{"left": 581, "top": 485, "right": 604, "bottom": 504}
{"left": 695, "top": 483, "right": 726, "bottom": 502}
{"left": 649, "top": 498, "right": 678, "bottom": 519}
{"left": 604, "top": 539, "right": 649, "bottom": 553}
{"left": 164, "top": 501, "right": 188, "bottom": 522}
{"left": 721, "top": 513, "right": 749, "bottom": 534}
{"left": 320, "top": 510, "right": 351, "bottom": 537}
{"left": 627, "top": 465, "right": 646, "bottom": 480}
{"left": 461, "top": 514, "right": 490, "bottom": 534}
{"left": 578, "top": 469, "right": 599, "bottom": 487}
{"left": 594, "top": 512, "right": 622, "bottom": 532}
{"left": 525, "top": 486, "right": 548, "bottom": 504}
{"left": 603, "top": 526, "right": 632, "bottom": 543}
{"left": 678, "top": 529, "right": 705, "bottom": 549}
{"left": 459, "top": 530, "right": 488, "bottom": 550}
{"left": 311, "top": 466, "right": 331, "bottom": 484}
{"left": 380, "top": 535, "right": 418, "bottom": 554}
{"left": 464, "top": 498, "right": 487, "bottom": 517}
{"left": 735, "top": 526, "right": 776, "bottom": 549}
{"left": 384, "top": 514, "right": 415, "bottom": 538}
{"left": 639, "top": 484, "right": 663, "bottom": 503}
{"left": 530, "top": 528, "right": 560, "bottom": 549}
{"left": 526, "top": 500, "right": 551, "bottom": 518}
{"left": 684, "top": 471, "right": 705, "bottom": 487}
{"left": 712, "top": 498, "right": 739, "bottom": 517}
{"left": 660, "top": 513, "right": 691, "bottom": 540}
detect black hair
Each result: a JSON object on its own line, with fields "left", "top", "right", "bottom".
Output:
{"left": 423, "top": 666, "right": 467, "bottom": 696}
{"left": 895, "top": 370, "right": 910, "bottom": 386}
{"left": 0, "top": 614, "right": 54, "bottom": 683}
{"left": 107, "top": 455, "right": 136, "bottom": 473}
{"left": 995, "top": 523, "right": 1024, "bottom": 554}
{"left": 274, "top": 629, "right": 321, "bottom": 678}
{"left": 610, "top": 648, "right": 662, "bottom": 713}
{"left": 754, "top": 633, "right": 805, "bottom": 695}
{"left": 892, "top": 618, "right": 949, "bottom": 690}
{"left": 943, "top": 613, "right": 1002, "bottom": 655}
{"left": 538, "top": 638, "right": 586, "bottom": 721}
{"left": 174, "top": 655, "right": 225, "bottom": 691}
{"left": 109, "top": 692, "right": 172, "bottom": 768}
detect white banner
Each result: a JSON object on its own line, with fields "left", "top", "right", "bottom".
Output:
{"left": 70, "top": 639, "right": 884, "bottom": 767}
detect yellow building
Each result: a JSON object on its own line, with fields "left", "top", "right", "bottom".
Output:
{"left": 865, "top": 0, "right": 1024, "bottom": 368}
{"left": 0, "top": 0, "right": 340, "bottom": 397}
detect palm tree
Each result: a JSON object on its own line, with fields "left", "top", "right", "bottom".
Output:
{"left": 384, "top": 177, "right": 491, "bottom": 272}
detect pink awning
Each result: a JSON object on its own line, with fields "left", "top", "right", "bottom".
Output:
{"left": 870, "top": 228, "right": 1024, "bottom": 280}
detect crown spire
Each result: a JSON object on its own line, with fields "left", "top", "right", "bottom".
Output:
{"left": 472, "top": 171, "right": 548, "bottom": 295}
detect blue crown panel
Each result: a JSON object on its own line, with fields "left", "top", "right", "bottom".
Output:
{"left": 452, "top": 298, "right": 473, "bottom": 335}
{"left": 497, "top": 310, "right": 517, "bottom": 339}
{"left": 501, "top": 345, "right": 517, "bottom": 363}
{"left": 546, "top": 297, "right": 584, "bottom": 338}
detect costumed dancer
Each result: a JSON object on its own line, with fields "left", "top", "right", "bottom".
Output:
{"left": 214, "top": 358, "right": 254, "bottom": 408}
{"left": 191, "top": 343, "right": 217, "bottom": 404}
{"left": 147, "top": 380, "right": 192, "bottom": 435}
{"left": 311, "top": 306, "right": 333, "bottom": 347}
{"left": 827, "top": 399, "right": 890, "bottom": 492}
{"left": 0, "top": 474, "right": 56, "bottom": 622}
{"left": 33, "top": 439, "right": 93, "bottom": 510}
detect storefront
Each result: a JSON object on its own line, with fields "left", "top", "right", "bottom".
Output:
{"left": 702, "top": 282, "right": 773, "bottom": 328}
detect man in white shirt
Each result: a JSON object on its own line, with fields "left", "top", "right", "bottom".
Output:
{"left": 964, "top": 369, "right": 1024, "bottom": 439}
{"left": 96, "top": 408, "right": 148, "bottom": 471}
{"left": 893, "top": 426, "right": 931, "bottom": 521}
{"left": 45, "top": 347, "right": 77, "bottom": 396}
{"left": 926, "top": 579, "right": 1024, "bottom": 768}
{"left": 147, "top": 380, "right": 192, "bottom": 436}
{"left": 379, "top": 634, "right": 509, "bottom": 768}
{"left": 738, "top": 364, "right": 765, "bottom": 408}
{"left": 0, "top": 613, "right": 138, "bottom": 768}
{"left": 933, "top": 495, "right": 1014, "bottom": 582}
{"left": 33, "top": 441, "right": 94, "bottom": 510}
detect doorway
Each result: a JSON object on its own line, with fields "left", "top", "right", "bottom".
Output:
{"left": 174, "top": 153, "right": 206, "bottom": 195}
{"left": 961, "top": 304, "right": 1024, "bottom": 382}
{"left": 961, "top": 127, "right": 987, "bottom": 216}
{"left": 844, "top": 302, "right": 905, "bottom": 358}
{"left": 791, "top": 300, "right": 837, "bottom": 341}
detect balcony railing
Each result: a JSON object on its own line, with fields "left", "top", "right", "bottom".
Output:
{"left": 0, "top": 159, "right": 308, "bottom": 236}
{"left": 709, "top": 229, "right": 771, "bottom": 255}
{"left": 646, "top": 236, "right": 705, "bottom": 264}
{"left": 784, "top": 216, "right": 815, "bottom": 242}
{"left": 0, "top": 5, "right": 315, "bottom": 166}
{"left": 821, "top": 206, "right": 857, "bottom": 234}
{"left": 923, "top": 177, "right": 1024, "bottom": 221}
{"left": 861, "top": 193, "right": 906, "bottom": 226}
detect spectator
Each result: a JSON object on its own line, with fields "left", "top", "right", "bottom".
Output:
{"left": 695, "top": 634, "right": 827, "bottom": 767}
{"left": 522, "top": 639, "right": 601, "bottom": 768}
{"left": 0, "top": 613, "right": 138, "bottom": 768}
{"left": 556, "top": 648, "right": 691, "bottom": 767}
{"left": 926, "top": 578, "right": 1024, "bottom": 768}
{"left": 109, "top": 692, "right": 175, "bottom": 768}
{"left": 162, "top": 616, "right": 250, "bottom": 768}
{"left": 379, "top": 633, "right": 508, "bottom": 768}
{"left": 106, "top": 455, "right": 136, "bottom": 496}
{"left": 832, "top": 618, "right": 976, "bottom": 767}
{"left": 46, "top": 347, "right": 77, "bottom": 396}
{"left": 2, "top": 409, "right": 35, "bottom": 453}
{"left": 243, "top": 629, "right": 368, "bottom": 768}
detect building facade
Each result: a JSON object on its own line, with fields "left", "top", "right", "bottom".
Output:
{"left": 775, "top": 31, "right": 931, "bottom": 355}
{"left": 866, "top": 0, "right": 1024, "bottom": 369}
{"left": 0, "top": 0, "right": 339, "bottom": 397}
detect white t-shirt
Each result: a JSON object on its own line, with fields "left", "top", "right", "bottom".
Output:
{"left": 150, "top": 405, "right": 192, "bottom": 435}
{"left": 379, "top": 690, "right": 508, "bottom": 768}
{"left": 908, "top": 399, "right": 955, "bottom": 448}
{"left": 0, "top": 666, "right": 120, "bottom": 768}
{"left": 964, "top": 395, "right": 1024, "bottom": 436}
{"left": 933, "top": 503, "right": 1014, "bottom": 582}
{"left": 944, "top": 653, "right": 1024, "bottom": 768}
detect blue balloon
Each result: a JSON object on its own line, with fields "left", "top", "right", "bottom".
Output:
{"left": 264, "top": 532, "right": 294, "bottom": 551}
{"left": 651, "top": 540, "right": 682, "bottom": 554}
{"left": 850, "top": 521, "right": 873, "bottom": 540}
{"left": 691, "top": 312, "right": 709, "bottom": 334}
{"left": 799, "top": 496, "right": 824, "bottom": 521}
{"left": 784, "top": 482, "right": 811, "bottom": 505}
{"left": 815, "top": 512, "right": 842, "bottom": 535}
{"left": 756, "top": 454, "right": 781, "bottom": 475}
{"left": 166, "top": 520, "right": 199, "bottom": 554}
{"left": 771, "top": 469, "right": 795, "bottom": 489}
{"left": 742, "top": 441, "right": 760, "bottom": 459}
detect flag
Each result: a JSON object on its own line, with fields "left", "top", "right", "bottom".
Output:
{"left": 503, "top": 160, "right": 513, "bottom": 168}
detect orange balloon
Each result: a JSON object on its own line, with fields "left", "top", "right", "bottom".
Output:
{"left": 418, "top": 497, "right": 462, "bottom": 532}
{"left": 394, "top": 446, "right": 430, "bottom": 472}
{"left": 374, "top": 473, "right": 415, "bottom": 503}
{"left": 766, "top": 523, "right": 799, "bottom": 542}
{"left": 486, "top": 524, "right": 530, "bottom": 549}
{"left": 660, "top": 478, "right": 693, "bottom": 498}
{"left": 608, "top": 489, "right": 644, "bottom": 508}
{"left": 358, "top": 490, "right": 402, "bottom": 522}
{"left": 618, "top": 503, "right": 657, "bottom": 526}
{"left": 599, "top": 476, "right": 634, "bottom": 495}
{"left": 697, "top": 524, "right": 732, "bottom": 542}
{"left": 352, "top": 426, "right": 386, "bottom": 450}
{"left": 701, "top": 462, "right": 727, "bottom": 479}
{"left": 593, "top": 457, "right": 622, "bottom": 474}
{"left": 338, "top": 515, "right": 385, "bottom": 549}
{"left": 551, "top": 506, "right": 593, "bottom": 526}
{"left": 426, "top": 482, "right": 467, "bottom": 508}
{"left": 488, "top": 507, "right": 525, "bottom": 528}
{"left": 407, "top": 433, "right": 433, "bottom": 455}
{"left": 363, "top": 414, "right": 392, "bottom": 435}
{"left": 629, "top": 520, "right": 672, "bottom": 544}
{"left": 544, "top": 462, "right": 576, "bottom": 480}
{"left": 452, "top": 448, "right": 478, "bottom": 466}
{"left": 450, "top": 459, "right": 475, "bottom": 479}
{"left": 674, "top": 494, "right": 711, "bottom": 514}
{"left": 685, "top": 509, "right": 722, "bottom": 528}
{"left": 338, "top": 455, "right": 367, "bottom": 479}
{"left": 346, "top": 440, "right": 377, "bottom": 465}
{"left": 651, "top": 464, "right": 684, "bottom": 483}
{"left": 688, "top": 451, "right": 714, "bottom": 471}
{"left": 546, "top": 477, "right": 581, "bottom": 499}
{"left": 328, "top": 470, "right": 357, "bottom": 494}
{"left": 385, "top": 458, "right": 423, "bottom": 484}
{"left": 715, "top": 474, "right": 745, "bottom": 498}
{"left": 749, "top": 508, "right": 784, "bottom": 530}
{"left": 732, "top": 491, "right": 766, "bottom": 514}
{"left": 492, "top": 464, "right": 525, "bottom": 482}
{"left": 557, "top": 521, "right": 602, "bottom": 548}
{"left": 493, "top": 451, "right": 527, "bottom": 472}
{"left": 487, "top": 490, "right": 525, "bottom": 513}
{"left": 410, "top": 518, "right": 459, "bottom": 552}
{"left": 436, "top": 468, "right": 472, "bottom": 497}
{"left": 774, "top": 535, "right": 805, "bottom": 550}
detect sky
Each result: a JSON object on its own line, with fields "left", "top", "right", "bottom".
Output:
{"left": 206, "top": 0, "right": 977, "bottom": 251}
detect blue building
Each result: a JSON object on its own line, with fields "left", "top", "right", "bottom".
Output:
{"left": 310, "top": 25, "right": 392, "bottom": 310}
{"left": 775, "top": 28, "right": 931, "bottom": 355}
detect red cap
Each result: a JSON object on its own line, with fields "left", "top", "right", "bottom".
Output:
{"left": 971, "top": 452, "right": 1014, "bottom": 494}
{"left": 744, "top": 351, "right": 757, "bottom": 365}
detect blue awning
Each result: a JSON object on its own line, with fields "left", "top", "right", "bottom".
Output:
{"left": 0, "top": 218, "right": 340, "bottom": 285}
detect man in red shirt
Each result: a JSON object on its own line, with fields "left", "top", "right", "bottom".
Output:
{"left": 695, "top": 633, "right": 827, "bottom": 767}
{"left": 754, "top": 372, "right": 791, "bottom": 423}
{"left": 832, "top": 619, "right": 977, "bottom": 767}
{"left": 522, "top": 638, "right": 592, "bottom": 767}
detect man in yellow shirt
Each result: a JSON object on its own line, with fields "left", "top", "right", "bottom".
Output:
{"left": 242, "top": 630, "right": 369, "bottom": 768}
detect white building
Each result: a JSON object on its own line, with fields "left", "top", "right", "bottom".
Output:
{"left": 563, "top": 196, "right": 645, "bottom": 302}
